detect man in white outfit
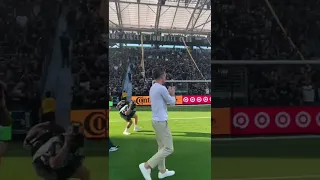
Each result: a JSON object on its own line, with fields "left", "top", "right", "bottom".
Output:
{"left": 139, "top": 68, "right": 176, "bottom": 180}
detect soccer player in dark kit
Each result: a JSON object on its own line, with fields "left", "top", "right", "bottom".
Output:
{"left": 116, "top": 100, "right": 141, "bottom": 135}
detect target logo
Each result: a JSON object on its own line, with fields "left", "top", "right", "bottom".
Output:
{"left": 275, "top": 112, "right": 291, "bottom": 128}
{"left": 190, "top": 97, "right": 195, "bottom": 102}
{"left": 316, "top": 112, "right": 320, "bottom": 127}
{"left": 197, "top": 97, "right": 202, "bottom": 102}
{"left": 203, "top": 97, "right": 208, "bottom": 102}
{"left": 233, "top": 112, "right": 250, "bottom": 129}
{"left": 295, "top": 111, "right": 311, "bottom": 128}
{"left": 254, "top": 112, "right": 270, "bottom": 129}
{"left": 209, "top": 97, "right": 211, "bottom": 102}
{"left": 183, "top": 97, "right": 189, "bottom": 103}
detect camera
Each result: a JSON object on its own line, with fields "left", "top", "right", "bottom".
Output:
{"left": 129, "top": 100, "right": 136, "bottom": 110}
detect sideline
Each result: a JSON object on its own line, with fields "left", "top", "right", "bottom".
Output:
{"left": 109, "top": 116, "right": 210, "bottom": 123}
{"left": 212, "top": 135, "right": 320, "bottom": 141}
{"left": 215, "top": 175, "right": 320, "bottom": 180}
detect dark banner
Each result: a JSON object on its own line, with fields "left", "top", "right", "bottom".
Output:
{"left": 107, "top": 33, "right": 210, "bottom": 46}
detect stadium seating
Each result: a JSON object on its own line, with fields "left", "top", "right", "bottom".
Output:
{"left": 109, "top": 47, "right": 211, "bottom": 96}
{"left": 0, "top": 0, "right": 60, "bottom": 110}
{"left": 212, "top": 0, "right": 320, "bottom": 106}
{"left": 70, "top": 1, "right": 107, "bottom": 109}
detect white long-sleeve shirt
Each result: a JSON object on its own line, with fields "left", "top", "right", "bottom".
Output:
{"left": 149, "top": 83, "right": 176, "bottom": 121}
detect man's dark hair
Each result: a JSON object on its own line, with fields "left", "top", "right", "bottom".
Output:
{"left": 45, "top": 91, "right": 51, "bottom": 98}
{"left": 152, "top": 68, "right": 165, "bottom": 80}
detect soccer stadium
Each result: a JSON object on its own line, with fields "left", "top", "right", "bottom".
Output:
{"left": 108, "top": 0, "right": 211, "bottom": 179}
{"left": 212, "top": 0, "right": 320, "bottom": 180}
{"left": 0, "top": 0, "right": 107, "bottom": 179}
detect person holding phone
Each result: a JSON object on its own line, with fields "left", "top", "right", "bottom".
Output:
{"left": 32, "top": 123, "right": 90, "bottom": 180}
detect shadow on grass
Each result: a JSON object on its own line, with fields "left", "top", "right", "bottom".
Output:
{"left": 211, "top": 138, "right": 320, "bottom": 158}
{"left": 109, "top": 136, "right": 210, "bottom": 180}
{"left": 111, "top": 105, "right": 210, "bottom": 112}
{"left": 141, "top": 131, "right": 210, "bottom": 138}
{"left": 4, "top": 139, "right": 108, "bottom": 157}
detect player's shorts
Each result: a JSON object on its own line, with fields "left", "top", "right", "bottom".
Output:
{"left": 120, "top": 111, "right": 136, "bottom": 122}
{"left": 33, "top": 156, "right": 82, "bottom": 180}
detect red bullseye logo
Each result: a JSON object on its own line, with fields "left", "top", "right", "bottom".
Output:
{"left": 316, "top": 112, "right": 320, "bottom": 127}
{"left": 233, "top": 112, "right": 249, "bottom": 129}
{"left": 197, "top": 97, "right": 202, "bottom": 102}
{"left": 190, "top": 97, "right": 195, "bottom": 102}
{"left": 295, "top": 111, "right": 311, "bottom": 128}
{"left": 203, "top": 97, "right": 208, "bottom": 102}
{"left": 254, "top": 112, "right": 270, "bottom": 129}
{"left": 183, "top": 97, "right": 188, "bottom": 103}
{"left": 275, "top": 112, "right": 291, "bottom": 128}
{"left": 209, "top": 97, "right": 211, "bottom": 102}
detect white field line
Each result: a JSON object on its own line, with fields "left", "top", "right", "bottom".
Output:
{"left": 215, "top": 175, "right": 320, "bottom": 180}
{"left": 213, "top": 135, "right": 320, "bottom": 142}
{"left": 109, "top": 116, "right": 210, "bottom": 123}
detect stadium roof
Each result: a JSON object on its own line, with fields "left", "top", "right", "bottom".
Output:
{"left": 108, "top": 0, "right": 211, "bottom": 35}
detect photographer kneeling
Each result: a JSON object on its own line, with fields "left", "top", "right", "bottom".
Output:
{"left": 32, "top": 123, "right": 90, "bottom": 180}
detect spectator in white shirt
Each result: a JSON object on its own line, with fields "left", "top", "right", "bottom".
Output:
{"left": 139, "top": 68, "right": 176, "bottom": 180}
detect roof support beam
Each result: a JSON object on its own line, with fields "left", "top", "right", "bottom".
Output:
{"left": 199, "top": 16, "right": 210, "bottom": 33}
{"left": 189, "top": 0, "right": 209, "bottom": 32}
{"left": 194, "top": 17, "right": 210, "bottom": 29}
{"left": 115, "top": 0, "right": 123, "bottom": 28}
{"left": 138, "top": 1, "right": 140, "bottom": 29}
{"left": 109, "top": 26, "right": 210, "bottom": 35}
{"left": 109, "top": 0, "right": 205, "bottom": 10}
{"left": 154, "top": 1, "right": 162, "bottom": 34}
{"left": 170, "top": 0, "right": 181, "bottom": 29}
{"left": 185, "top": 0, "right": 201, "bottom": 32}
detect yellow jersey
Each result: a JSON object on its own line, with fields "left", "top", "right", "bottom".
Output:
{"left": 41, "top": 98, "right": 56, "bottom": 114}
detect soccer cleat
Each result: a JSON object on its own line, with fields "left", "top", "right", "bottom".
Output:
{"left": 139, "top": 163, "right": 152, "bottom": 180}
{"left": 134, "top": 126, "right": 142, "bottom": 132}
{"left": 123, "top": 131, "right": 131, "bottom": 135}
{"left": 158, "top": 169, "right": 175, "bottom": 179}
{"left": 109, "top": 146, "right": 119, "bottom": 152}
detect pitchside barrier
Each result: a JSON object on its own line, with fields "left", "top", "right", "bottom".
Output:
{"left": 212, "top": 106, "right": 320, "bottom": 137}
{"left": 131, "top": 95, "right": 211, "bottom": 106}
{"left": 70, "top": 109, "right": 108, "bottom": 139}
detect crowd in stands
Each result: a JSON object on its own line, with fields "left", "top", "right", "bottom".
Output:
{"left": 69, "top": 0, "right": 108, "bottom": 109}
{"left": 213, "top": 0, "right": 320, "bottom": 106}
{"left": 213, "top": 0, "right": 320, "bottom": 60}
{"left": 248, "top": 65, "right": 320, "bottom": 106}
{"left": 0, "top": 0, "right": 60, "bottom": 110}
{"left": 109, "top": 47, "right": 211, "bottom": 96}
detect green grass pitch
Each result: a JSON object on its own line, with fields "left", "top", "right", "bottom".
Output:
{"left": 212, "top": 137, "right": 320, "bottom": 180}
{"left": 109, "top": 105, "right": 211, "bottom": 180}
